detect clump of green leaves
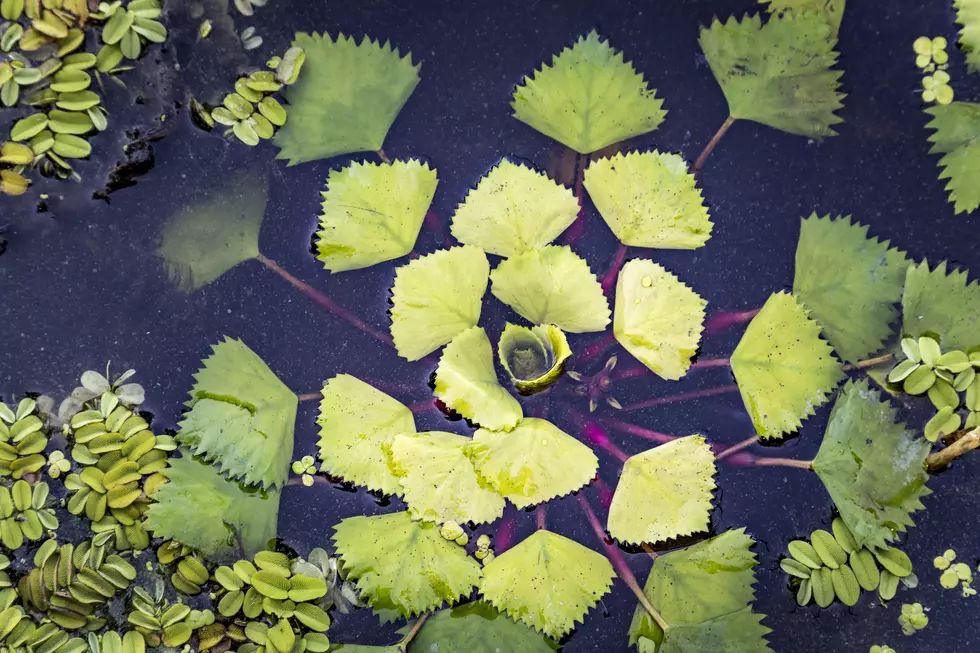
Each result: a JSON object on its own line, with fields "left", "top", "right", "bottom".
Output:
{"left": 898, "top": 602, "right": 929, "bottom": 635}
{"left": 780, "top": 518, "right": 912, "bottom": 607}
{"left": 934, "top": 549, "right": 976, "bottom": 596}
{"left": 0, "top": 397, "right": 51, "bottom": 478}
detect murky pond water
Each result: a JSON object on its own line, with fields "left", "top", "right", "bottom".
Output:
{"left": 3, "top": 0, "right": 980, "bottom": 651}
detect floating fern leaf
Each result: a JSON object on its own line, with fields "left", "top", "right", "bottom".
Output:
{"left": 812, "top": 381, "right": 931, "bottom": 551}
{"left": 730, "top": 292, "right": 843, "bottom": 439}
{"left": 924, "top": 102, "right": 980, "bottom": 215}
{"left": 176, "top": 338, "right": 297, "bottom": 488}
{"left": 793, "top": 214, "right": 908, "bottom": 362}
{"left": 480, "top": 529, "right": 615, "bottom": 639}
{"left": 628, "top": 529, "right": 771, "bottom": 653}
{"left": 332, "top": 511, "right": 482, "bottom": 619}
{"left": 315, "top": 160, "right": 438, "bottom": 272}
{"left": 275, "top": 32, "right": 420, "bottom": 164}
{"left": 902, "top": 260, "right": 980, "bottom": 350}
{"left": 145, "top": 454, "right": 280, "bottom": 559}
{"left": 699, "top": 12, "right": 844, "bottom": 138}
{"left": 511, "top": 30, "right": 666, "bottom": 153}
{"left": 316, "top": 374, "right": 416, "bottom": 496}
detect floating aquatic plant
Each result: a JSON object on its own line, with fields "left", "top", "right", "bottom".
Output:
{"left": 274, "top": 32, "right": 420, "bottom": 165}
{"left": 730, "top": 292, "right": 844, "bottom": 439}
{"left": 497, "top": 323, "right": 572, "bottom": 393}
{"left": 760, "top": 0, "right": 846, "bottom": 31}
{"left": 955, "top": 0, "right": 980, "bottom": 71}
{"left": 923, "top": 102, "right": 980, "bottom": 214}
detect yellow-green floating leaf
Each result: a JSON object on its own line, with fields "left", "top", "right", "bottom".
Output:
{"left": 433, "top": 327, "right": 523, "bottom": 432}
{"left": 956, "top": 0, "right": 980, "bottom": 72}
{"left": 583, "top": 150, "right": 712, "bottom": 249}
{"left": 157, "top": 170, "right": 266, "bottom": 292}
{"left": 761, "top": 0, "right": 846, "bottom": 31}
{"left": 490, "top": 245, "right": 610, "bottom": 333}
{"left": 902, "top": 260, "right": 980, "bottom": 350}
{"left": 812, "top": 380, "right": 930, "bottom": 551}
{"left": 176, "top": 337, "right": 297, "bottom": 488}
{"left": 410, "top": 603, "right": 557, "bottom": 653}
{"left": 793, "top": 214, "right": 908, "bottom": 362}
{"left": 315, "top": 159, "right": 438, "bottom": 272}
{"left": 480, "top": 529, "right": 614, "bottom": 639}
{"left": 730, "top": 292, "right": 844, "bottom": 439}
{"left": 699, "top": 12, "right": 844, "bottom": 138}
{"left": 469, "top": 417, "right": 598, "bottom": 509}
{"left": 613, "top": 259, "right": 706, "bottom": 381}
{"left": 628, "top": 529, "right": 770, "bottom": 652}
{"left": 607, "top": 435, "right": 716, "bottom": 545}
{"left": 389, "top": 245, "right": 489, "bottom": 361}
{"left": 924, "top": 102, "right": 980, "bottom": 215}
{"left": 144, "top": 454, "right": 280, "bottom": 559}
{"left": 275, "top": 32, "right": 420, "bottom": 164}
{"left": 332, "top": 511, "right": 482, "bottom": 619}
{"left": 387, "top": 431, "right": 505, "bottom": 525}
{"left": 511, "top": 30, "right": 666, "bottom": 154}
{"left": 450, "top": 159, "right": 578, "bottom": 258}
{"left": 316, "top": 374, "right": 415, "bottom": 496}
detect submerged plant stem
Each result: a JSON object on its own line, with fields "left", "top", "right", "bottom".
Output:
{"left": 396, "top": 613, "right": 429, "bottom": 651}
{"left": 256, "top": 253, "right": 393, "bottom": 345}
{"left": 751, "top": 456, "right": 813, "bottom": 470}
{"left": 536, "top": 504, "right": 547, "bottom": 530}
{"left": 561, "top": 152, "right": 591, "bottom": 247}
{"left": 715, "top": 434, "right": 758, "bottom": 461}
{"left": 842, "top": 353, "right": 894, "bottom": 371}
{"left": 578, "top": 332, "right": 617, "bottom": 367}
{"left": 576, "top": 493, "right": 669, "bottom": 633}
{"left": 927, "top": 428, "right": 980, "bottom": 471}
{"left": 601, "top": 242, "right": 628, "bottom": 293}
{"left": 691, "top": 357, "right": 731, "bottom": 369}
{"left": 622, "top": 384, "right": 739, "bottom": 412}
{"left": 599, "top": 417, "right": 676, "bottom": 444}
{"left": 377, "top": 148, "right": 391, "bottom": 164}
{"left": 297, "top": 392, "right": 322, "bottom": 402}
{"left": 692, "top": 115, "right": 736, "bottom": 174}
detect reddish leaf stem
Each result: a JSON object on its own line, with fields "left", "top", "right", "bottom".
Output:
{"left": 256, "top": 254, "right": 393, "bottom": 345}
{"left": 560, "top": 152, "right": 591, "bottom": 247}
{"left": 690, "top": 357, "right": 731, "bottom": 369}
{"left": 576, "top": 493, "right": 668, "bottom": 632}
{"left": 598, "top": 417, "right": 676, "bottom": 444}
{"left": 377, "top": 148, "right": 391, "bottom": 164}
{"left": 583, "top": 423, "right": 630, "bottom": 462}
{"left": 621, "top": 384, "right": 739, "bottom": 412}
{"left": 749, "top": 456, "right": 813, "bottom": 470}
{"left": 601, "top": 243, "right": 628, "bottom": 294}
{"left": 577, "top": 333, "right": 617, "bottom": 367}
{"left": 536, "top": 504, "right": 547, "bottom": 530}
{"left": 692, "top": 115, "right": 736, "bottom": 175}
{"left": 714, "top": 434, "right": 758, "bottom": 461}
{"left": 704, "top": 308, "right": 761, "bottom": 336}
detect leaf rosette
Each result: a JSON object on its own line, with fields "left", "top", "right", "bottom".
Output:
{"left": 497, "top": 323, "right": 572, "bottom": 394}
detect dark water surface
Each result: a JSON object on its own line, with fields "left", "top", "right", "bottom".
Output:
{"left": 3, "top": 0, "right": 980, "bottom": 651}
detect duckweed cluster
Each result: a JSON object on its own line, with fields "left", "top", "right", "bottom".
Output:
{"left": 933, "top": 548, "right": 976, "bottom": 596}
{"left": 886, "top": 335, "right": 980, "bottom": 440}
{"left": 898, "top": 602, "right": 929, "bottom": 635}
{"left": 0, "top": 0, "right": 168, "bottom": 194}
{"left": 781, "top": 518, "right": 913, "bottom": 608}
{"left": 913, "top": 36, "right": 954, "bottom": 105}
{"left": 200, "top": 46, "right": 303, "bottom": 147}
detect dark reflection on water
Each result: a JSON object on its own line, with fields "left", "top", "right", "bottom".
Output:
{"left": 3, "top": 0, "right": 980, "bottom": 650}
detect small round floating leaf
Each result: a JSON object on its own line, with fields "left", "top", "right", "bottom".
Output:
{"left": 927, "top": 379, "right": 959, "bottom": 410}
{"left": 780, "top": 558, "right": 811, "bottom": 579}
{"left": 120, "top": 29, "right": 141, "bottom": 59}
{"left": 234, "top": 78, "right": 263, "bottom": 103}
{"left": 218, "top": 590, "right": 244, "bottom": 617}
{"left": 919, "top": 336, "right": 941, "bottom": 367}
{"left": 47, "top": 109, "right": 94, "bottom": 135}
{"left": 887, "top": 359, "right": 919, "bottom": 383}
{"left": 831, "top": 565, "right": 860, "bottom": 606}
{"left": 11, "top": 113, "right": 49, "bottom": 141}
{"left": 250, "top": 570, "right": 290, "bottom": 600}
{"left": 96, "top": 44, "right": 124, "bottom": 72}
{"left": 102, "top": 8, "right": 133, "bottom": 45}
{"left": 11, "top": 481, "right": 31, "bottom": 511}
{"left": 287, "top": 574, "right": 327, "bottom": 602}
{"left": 62, "top": 53, "right": 98, "bottom": 71}
{"left": 254, "top": 550, "right": 291, "bottom": 574}
{"left": 211, "top": 107, "right": 237, "bottom": 126}
{"left": 246, "top": 70, "right": 282, "bottom": 93}
{"left": 903, "top": 365, "right": 936, "bottom": 395}
{"left": 810, "top": 529, "right": 847, "bottom": 569}
{"left": 924, "top": 406, "right": 960, "bottom": 442}
{"left": 56, "top": 90, "right": 100, "bottom": 111}
{"left": 831, "top": 517, "right": 858, "bottom": 553}
{"left": 0, "top": 142, "right": 34, "bottom": 165}
{"left": 954, "top": 367, "right": 975, "bottom": 392}
{"left": 223, "top": 92, "right": 253, "bottom": 119}
{"left": 937, "top": 350, "right": 971, "bottom": 372}
{"left": 292, "top": 602, "right": 331, "bottom": 632}
{"left": 50, "top": 69, "right": 91, "bottom": 93}
{"left": 249, "top": 114, "right": 274, "bottom": 140}
{"left": 875, "top": 547, "right": 913, "bottom": 578}
{"left": 214, "top": 566, "right": 242, "bottom": 591}
{"left": 131, "top": 17, "right": 167, "bottom": 43}
{"left": 57, "top": 28, "right": 84, "bottom": 56}
{"left": 811, "top": 567, "right": 835, "bottom": 608}
{"left": 901, "top": 337, "right": 921, "bottom": 363}
{"left": 258, "top": 96, "right": 287, "bottom": 126}
{"left": 51, "top": 132, "right": 91, "bottom": 158}
{"left": 796, "top": 578, "right": 812, "bottom": 606}
{"left": 232, "top": 119, "right": 259, "bottom": 146}
{"left": 788, "top": 540, "right": 823, "bottom": 569}
{"left": 850, "top": 549, "right": 879, "bottom": 591}
{"left": 879, "top": 570, "right": 899, "bottom": 600}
